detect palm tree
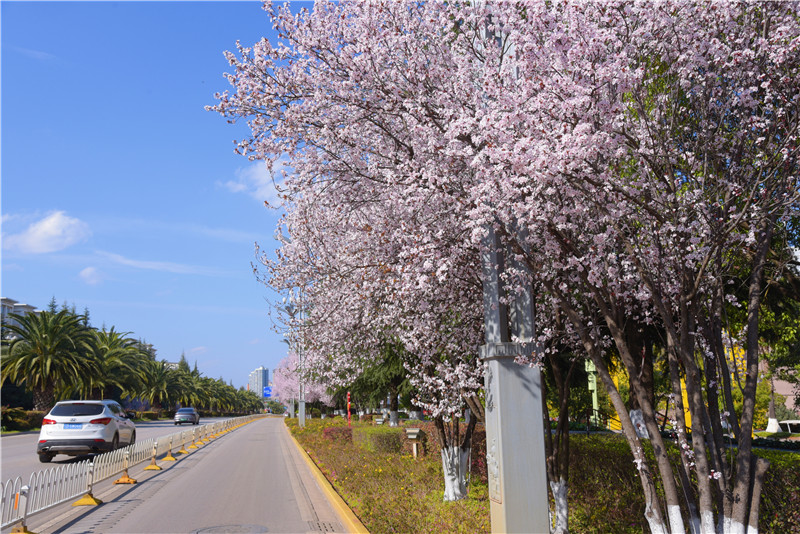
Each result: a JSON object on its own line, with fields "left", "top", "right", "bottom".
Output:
{"left": 173, "top": 368, "right": 200, "bottom": 409}
{"left": 208, "top": 378, "right": 236, "bottom": 414}
{"left": 137, "top": 359, "right": 181, "bottom": 414}
{"left": 89, "top": 327, "right": 147, "bottom": 400}
{"left": 1, "top": 310, "right": 98, "bottom": 411}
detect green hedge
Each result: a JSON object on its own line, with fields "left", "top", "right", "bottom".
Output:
{"left": 354, "top": 425, "right": 404, "bottom": 453}
{"left": 1, "top": 407, "right": 46, "bottom": 431}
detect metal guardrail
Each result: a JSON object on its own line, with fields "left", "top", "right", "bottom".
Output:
{"left": 1, "top": 415, "right": 262, "bottom": 530}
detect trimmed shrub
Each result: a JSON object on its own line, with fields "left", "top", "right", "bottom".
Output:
{"left": 355, "top": 426, "right": 404, "bottom": 453}
{"left": 1, "top": 407, "right": 45, "bottom": 431}
{"left": 360, "top": 414, "right": 373, "bottom": 423}
{"left": 140, "top": 411, "right": 159, "bottom": 420}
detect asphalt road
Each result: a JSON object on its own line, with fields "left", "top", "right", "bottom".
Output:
{"left": 3, "top": 417, "right": 347, "bottom": 534}
{"left": 1, "top": 418, "right": 226, "bottom": 484}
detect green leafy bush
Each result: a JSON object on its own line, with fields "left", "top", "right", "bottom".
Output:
{"left": 140, "top": 411, "right": 159, "bottom": 420}
{"left": 355, "top": 426, "right": 403, "bottom": 453}
{"left": 753, "top": 437, "right": 800, "bottom": 451}
{"left": 1, "top": 407, "right": 45, "bottom": 431}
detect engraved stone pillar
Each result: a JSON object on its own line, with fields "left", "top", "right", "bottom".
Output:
{"left": 480, "top": 225, "right": 550, "bottom": 534}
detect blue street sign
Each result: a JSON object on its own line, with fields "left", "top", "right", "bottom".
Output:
{"left": 263, "top": 386, "right": 272, "bottom": 398}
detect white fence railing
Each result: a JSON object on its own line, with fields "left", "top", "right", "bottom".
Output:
{"left": 1, "top": 415, "right": 262, "bottom": 530}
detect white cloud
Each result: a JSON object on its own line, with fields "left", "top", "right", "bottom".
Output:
{"left": 99, "top": 217, "right": 259, "bottom": 244}
{"left": 79, "top": 267, "right": 103, "bottom": 286}
{"left": 188, "top": 346, "right": 208, "bottom": 355}
{"left": 3, "top": 211, "right": 91, "bottom": 254}
{"left": 98, "top": 251, "right": 231, "bottom": 276}
{"left": 14, "top": 46, "right": 57, "bottom": 61}
{"left": 219, "top": 159, "right": 289, "bottom": 207}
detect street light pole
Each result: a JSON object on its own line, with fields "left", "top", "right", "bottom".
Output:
{"left": 280, "top": 339, "right": 296, "bottom": 419}
{"left": 298, "top": 331, "right": 305, "bottom": 428}
{"left": 282, "top": 295, "right": 306, "bottom": 428}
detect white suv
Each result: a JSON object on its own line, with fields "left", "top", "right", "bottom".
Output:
{"left": 37, "top": 400, "right": 136, "bottom": 463}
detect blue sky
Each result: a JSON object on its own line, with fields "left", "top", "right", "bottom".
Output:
{"left": 2, "top": 1, "right": 302, "bottom": 389}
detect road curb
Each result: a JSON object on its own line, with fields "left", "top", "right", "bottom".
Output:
{"left": 287, "top": 429, "right": 369, "bottom": 533}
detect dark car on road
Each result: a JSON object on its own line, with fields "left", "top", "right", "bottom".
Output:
{"left": 174, "top": 407, "right": 200, "bottom": 425}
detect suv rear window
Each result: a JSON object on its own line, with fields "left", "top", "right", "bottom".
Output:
{"left": 50, "top": 404, "right": 105, "bottom": 416}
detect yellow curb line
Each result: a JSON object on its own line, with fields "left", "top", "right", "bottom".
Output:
{"left": 287, "top": 431, "right": 369, "bottom": 533}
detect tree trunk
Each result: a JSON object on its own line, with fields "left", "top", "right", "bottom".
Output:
{"left": 542, "top": 345, "right": 576, "bottom": 534}
{"left": 441, "top": 445, "right": 470, "bottom": 501}
{"left": 747, "top": 458, "right": 770, "bottom": 534}
{"left": 731, "top": 215, "right": 776, "bottom": 533}
{"left": 603, "top": 312, "right": 687, "bottom": 534}
{"left": 389, "top": 389, "right": 399, "bottom": 427}
{"left": 32, "top": 382, "right": 55, "bottom": 412}
{"left": 766, "top": 378, "right": 779, "bottom": 433}
{"left": 549, "top": 478, "right": 569, "bottom": 534}
{"left": 435, "top": 412, "right": 478, "bottom": 502}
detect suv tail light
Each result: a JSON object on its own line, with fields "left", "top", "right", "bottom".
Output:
{"left": 42, "top": 418, "right": 57, "bottom": 425}
{"left": 89, "top": 417, "right": 112, "bottom": 425}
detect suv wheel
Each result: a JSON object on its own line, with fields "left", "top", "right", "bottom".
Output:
{"left": 129, "top": 431, "right": 136, "bottom": 445}
{"left": 39, "top": 453, "right": 54, "bottom": 463}
{"left": 111, "top": 434, "right": 119, "bottom": 451}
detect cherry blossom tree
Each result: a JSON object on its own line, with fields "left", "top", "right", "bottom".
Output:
{"left": 212, "top": 0, "right": 799, "bottom": 528}
{"left": 473, "top": 4, "right": 800, "bottom": 533}
{"left": 272, "top": 351, "right": 332, "bottom": 408}
{"left": 216, "top": 0, "right": 491, "bottom": 501}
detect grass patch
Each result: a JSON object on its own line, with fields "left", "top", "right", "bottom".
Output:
{"left": 288, "top": 418, "right": 490, "bottom": 533}
{"left": 287, "top": 418, "right": 800, "bottom": 534}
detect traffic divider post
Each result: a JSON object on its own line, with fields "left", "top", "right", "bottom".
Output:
{"left": 144, "top": 441, "right": 162, "bottom": 471}
{"left": 113, "top": 451, "right": 137, "bottom": 485}
{"left": 177, "top": 431, "right": 190, "bottom": 455}
{"left": 188, "top": 429, "right": 199, "bottom": 450}
{"left": 9, "top": 485, "right": 31, "bottom": 534}
{"left": 72, "top": 463, "right": 101, "bottom": 506}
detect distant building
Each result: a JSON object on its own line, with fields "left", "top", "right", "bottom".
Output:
{"left": 249, "top": 366, "right": 270, "bottom": 398}
{"left": 1, "top": 298, "right": 39, "bottom": 339}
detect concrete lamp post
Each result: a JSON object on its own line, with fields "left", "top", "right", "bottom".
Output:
{"left": 281, "top": 301, "right": 305, "bottom": 428}
{"left": 480, "top": 225, "right": 550, "bottom": 533}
